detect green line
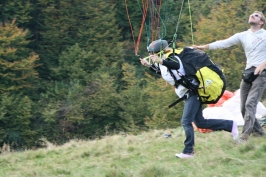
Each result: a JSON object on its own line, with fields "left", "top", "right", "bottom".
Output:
{"left": 188, "top": 0, "right": 194, "bottom": 45}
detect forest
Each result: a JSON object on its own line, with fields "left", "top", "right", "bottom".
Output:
{"left": 0, "top": 0, "right": 265, "bottom": 151}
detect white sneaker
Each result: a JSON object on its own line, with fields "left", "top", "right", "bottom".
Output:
{"left": 231, "top": 121, "right": 239, "bottom": 140}
{"left": 175, "top": 153, "right": 194, "bottom": 159}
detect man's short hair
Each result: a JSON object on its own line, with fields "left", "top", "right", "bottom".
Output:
{"left": 254, "top": 11, "right": 265, "bottom": 27}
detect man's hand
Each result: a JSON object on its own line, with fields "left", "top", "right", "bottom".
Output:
{"left": 150, "top": 53, "right": 163, "bottom": 64}
{"left": 255, "top": 65, "right": 265, "bottom": 75}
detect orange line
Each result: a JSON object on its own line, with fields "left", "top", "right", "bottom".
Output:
{"left": 124, "top": 0, "right": 136, "bottom": 53}
{"left": 135, "top": 0, "right": 148, "bottom": 55}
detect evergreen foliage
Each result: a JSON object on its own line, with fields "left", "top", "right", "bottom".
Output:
{"left": 118, "top": 63, "right": 150, "bottom": 133}
{"left": 142, "top": 73, "right": 183, "bottom": 129}
{"left": 0, "top": 20, "right": 39, "bottom": 94}
{"left": 84, "top": 69, "right": 121, "bottom": 137}
{"left": 32, "top": 0, "right": 123, "bottom": 79}
{"left": 54, "top": 44, "right": 92, "bottom": 84}
{"left": 0, "top": 0, "right": 32, "bottom": 26}
{"left": 0, "top": 94, "right": 36, "bottom": 150}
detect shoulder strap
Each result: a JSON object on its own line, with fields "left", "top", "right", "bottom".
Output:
{"left": 167, "top": 65, "right": 192, "bottom": 89}
{"left": 165, "top": 48, "right": 183, "bottom": 58}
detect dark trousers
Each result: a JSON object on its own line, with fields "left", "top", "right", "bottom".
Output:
{"left": 181, "top": 94, "right": 233, "bottom": 154}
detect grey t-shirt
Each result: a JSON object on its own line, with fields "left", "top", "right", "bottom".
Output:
{"left": 209, "top": 28, "right": 266, "bottom": 69}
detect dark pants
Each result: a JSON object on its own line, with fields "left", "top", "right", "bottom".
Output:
{"left": 240, "top": 71, "right": 266, "bottom": 140}
{"left": 181, "top": 94, "right": 233, "bottom": 154}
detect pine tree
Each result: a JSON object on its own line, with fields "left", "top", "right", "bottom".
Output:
{"left": 0, "top": 0, "right": 32, "bottom": 26}
{"left": 118, "top": 63, "right": 150, "bottom": 133}
{"left": 0, "top": 20, "right": 39, "bottom": 94}
{"left": 31, "top": 0, "right": 123, "bottom": 79}
{"left": 142, "top": 72, "right": 183, "bottom": 129}
{"left": 0, "top": 94, "right": 36, "bottom": 149}
{"left": 31, "top": 0, "right": 125, "bottom": 142}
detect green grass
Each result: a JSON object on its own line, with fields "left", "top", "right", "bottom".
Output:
{"left": 1, "top": 127, "right": 266, "bottom": 177}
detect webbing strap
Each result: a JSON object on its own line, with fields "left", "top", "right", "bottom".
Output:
{"left": 168, "top": 95, "right": 187, "bottom": 108}
{"left": 167, "top": 64, "right": 190, "bottom": 89}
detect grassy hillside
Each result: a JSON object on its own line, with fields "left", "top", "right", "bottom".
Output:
{"left": 0, "top": 127, "right": 266, "bottom": 177}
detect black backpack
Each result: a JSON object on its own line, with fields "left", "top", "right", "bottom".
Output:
{"left": 166, "top": 47, "right": 226, "bottom": 108}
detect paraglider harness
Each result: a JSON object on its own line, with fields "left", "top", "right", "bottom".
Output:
{"left": 164, "top": 49, "right": 199, "bottom": 108}
{"left": 164, "top": 47, "right": 226, "bottom": 108}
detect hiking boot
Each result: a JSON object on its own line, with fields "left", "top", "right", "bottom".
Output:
{"left": 175, "top": 153, "right": 194, "bottom": 159}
